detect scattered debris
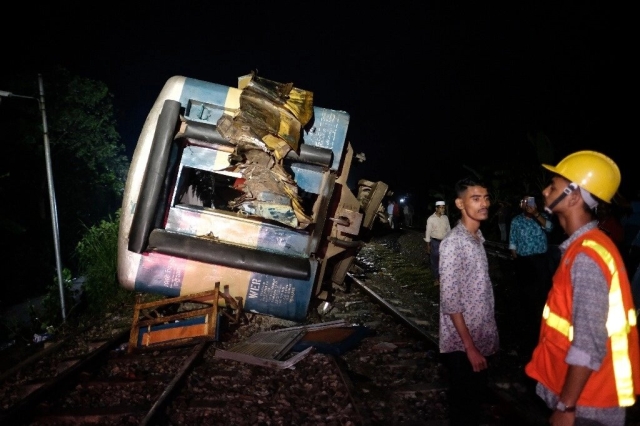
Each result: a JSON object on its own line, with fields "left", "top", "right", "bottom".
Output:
{"left": 217, "top": 319, "right": 373, "bottom": 367}
{"left": 32, "top": 333, "right": 52, "bottom": 344}
{"left": 214, "top": 346, "right": 314, "bottom": 370}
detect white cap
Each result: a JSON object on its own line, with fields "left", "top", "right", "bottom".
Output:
{"left": 435, "top": 201, "right": 445, "bottom": 206}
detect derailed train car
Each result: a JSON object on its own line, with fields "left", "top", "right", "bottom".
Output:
{"left": 117, "top": 73, "right": 388, "bottom": 322}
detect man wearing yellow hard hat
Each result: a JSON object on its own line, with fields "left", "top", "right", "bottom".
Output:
{"left": 525, "top": 150, "right": 640, "bottom": 425}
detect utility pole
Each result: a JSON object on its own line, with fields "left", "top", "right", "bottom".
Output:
{"left": 0, "top": 74, "right": 66, "bottom": 321}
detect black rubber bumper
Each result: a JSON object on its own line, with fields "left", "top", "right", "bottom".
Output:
{"left": 148, "top": 229, "right": 311, "bottom": 280}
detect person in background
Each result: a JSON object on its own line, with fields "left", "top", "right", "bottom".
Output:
{"left": 508, "top": 195, "right": 554, "bottom": 361}
{"left": 525, "top": 150, "right": 640, "bottom": 426}
{"left": 387, "top": 200, "right": 396, "bottom": 230}
{"left": 496, "top": 201, "right": 510, "bottom": 242}
{"left": 439, "top": 177, "right": 499, "bottom": 426}
{"left": 425, "top": 200, "right": 451, "bottom": 285}
{"left": 403, "top": 202, "right": 414, "bottom": 228}
{"left": 392, "top": 200, "right": 401, "bottom": 230}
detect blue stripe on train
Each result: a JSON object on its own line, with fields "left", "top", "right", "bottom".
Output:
{"left": 244, "top": 260, "right": 318, "bottom": 322}
{"left": 181, "top": 78, "right": 232, "bottom": 124}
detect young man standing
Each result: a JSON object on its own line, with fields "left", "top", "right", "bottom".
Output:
{"left": 439, "top": 177, "right": 499, "bottom": 426}
{"left": 525, "top": 151, "right": 640, "bottom": 426}
{"left": 425, "top": 200, "right": 451, "bottom": 285}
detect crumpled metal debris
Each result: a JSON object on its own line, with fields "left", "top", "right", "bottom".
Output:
{"left": 216, "top": 71, "right": 314, "bottom": 229}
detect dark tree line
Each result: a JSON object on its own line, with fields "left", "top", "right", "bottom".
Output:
{"left": 0, "top": 67, "right": 129, "bottom": 304}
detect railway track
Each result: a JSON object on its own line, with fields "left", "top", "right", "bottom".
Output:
{"left": 0, "top": 279, "right": 546, "bottom": 426}
{"left": 342, "top": 271, "right": 550, "bottom": 426}
{"left": 0, "top": 317, "right": 209, "bottom": 425}
{"left": 0, "top": 310, "right": 365, "bottom": 425}
{"left": 2, "top": 233, "right": 635, "bottom": 425}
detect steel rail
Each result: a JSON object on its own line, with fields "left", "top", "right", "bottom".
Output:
{"left": 345, "top": 269, "right": 549, "bottom": 426}
{"left": 345, "top": 272, "right": 438, "bottom": 348}
{"left": 140, "top": 341, "right": 209, "bottom": 426}
{"left": 0, "top": 329, "right": 130, "bottom": 425}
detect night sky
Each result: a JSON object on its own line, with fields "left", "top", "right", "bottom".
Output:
{"left": 2, "top": 3, "right": 635, "bottom": 203}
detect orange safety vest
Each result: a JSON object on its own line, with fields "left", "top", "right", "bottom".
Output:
{"left": 525, "top": 228, "right": 640, "bottom": 407}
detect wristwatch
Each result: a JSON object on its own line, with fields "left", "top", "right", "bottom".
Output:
{"left": 555, "top": 400, "right": 576, "bottom": 413}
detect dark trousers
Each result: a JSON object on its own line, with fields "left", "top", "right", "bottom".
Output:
{"left": 430, "top": 239, "right": 442, "bottom": 280}
{"left": 441, "top": 351, "right": 489, "bottom": 426}
{"left": 514, "top": 252, "right": 553, "bottom": 360}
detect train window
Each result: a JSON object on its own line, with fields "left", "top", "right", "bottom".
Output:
{"left": 175, "top": 166, "right": 243, "bottom": 212}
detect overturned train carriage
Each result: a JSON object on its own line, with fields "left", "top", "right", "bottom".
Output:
{"left": 117, "top": 74, "right": 388, "bottom": 322}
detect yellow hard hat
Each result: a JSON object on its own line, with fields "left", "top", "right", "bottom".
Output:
{"left": 542, "top": 150, "right": 620, "bottom": 203}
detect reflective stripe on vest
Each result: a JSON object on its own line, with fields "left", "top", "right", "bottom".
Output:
{"left": 541, "top": 238, "right": 637, "bottom": 407}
